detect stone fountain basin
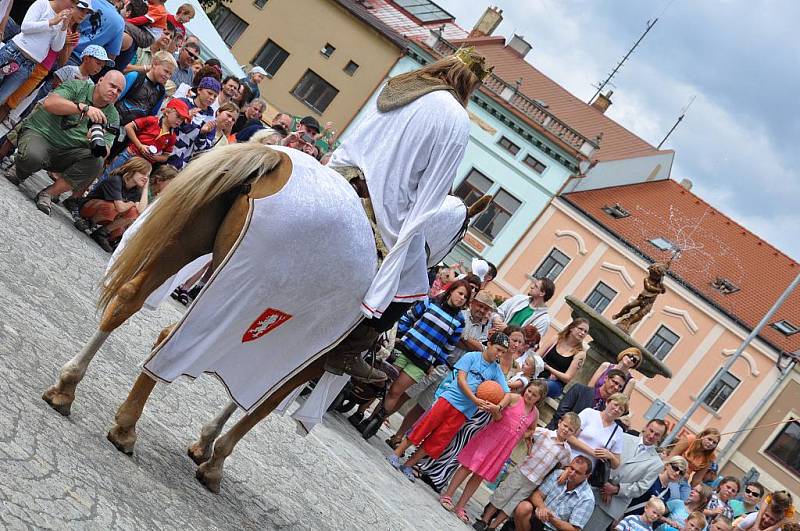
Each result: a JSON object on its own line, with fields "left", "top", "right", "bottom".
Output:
{"left": 565, "top": 295, "right": 672, "bottom": 379}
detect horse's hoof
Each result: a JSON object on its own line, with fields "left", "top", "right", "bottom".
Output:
{"left": 106, "top": 428, "right": 135, "bottom": 456}
{"left": 42, "top": 387, "right": 73, "bottom": 417}
{"left": 187, "top": 442, "right": 211, "bottom": 465}
{"left": 195, "top": 462, "right": 222, "bottom": 494}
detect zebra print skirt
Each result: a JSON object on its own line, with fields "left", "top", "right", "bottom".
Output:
{"left": 418, "top": 410, "right": 492, "bottom": 492}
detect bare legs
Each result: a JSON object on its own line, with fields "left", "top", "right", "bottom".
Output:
{"left": 440, "top": 466, "right": 484, "bottom": 514}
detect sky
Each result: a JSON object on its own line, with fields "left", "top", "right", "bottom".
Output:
{"left": 436, "top": 0, "right": 800, "bottom": 261}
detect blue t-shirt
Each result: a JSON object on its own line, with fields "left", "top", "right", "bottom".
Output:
{"left": 439, "top": 350, "right": 509, "bottom": 418}
{"left": 73, "top": 0, "right": 124, "bottom": 59}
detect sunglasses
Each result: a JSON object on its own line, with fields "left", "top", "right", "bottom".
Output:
{"left": 669, "top": 464, "right": 685, "bottom": 475}
{"left": 185, "top": 50, "right": 200, "bottom": 61}
{"left": 744, "top": 489, "right": 762, "bottom": 497}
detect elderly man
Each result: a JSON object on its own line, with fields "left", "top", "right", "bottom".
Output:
{"left": 239, "top": 66, "right": 266, "bottom": 105}
{"left": 10, "top": 71, "right": 124, "bottom": 215}
{"left": 492, "top": 276, "right": 556, "bottom": 338}
{"left": 547, "top": 368, "right": 628, "bottom": 429}
{"left": 379, "top": 289, "right": 497, "bottom": 447}
{"left": 232, "top": 97, "right": 266, "bottom": 134}
{"left": 514, "top": 455, "right": 596, "bottom": 531}
{"left": 583, "top": 419, "right": 667, "bottom": 531}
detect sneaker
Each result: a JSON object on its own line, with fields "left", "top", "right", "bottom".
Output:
{"left": 3, "top": 170, "right": 20, "bottom": 185}
{"left": 62, "top": 196, "right": 82, "bottom": 217}
{"left": 325, "top": 352, "right": 387, "bottom": 383}
{"left": 73, "top": 217, "right": 91, "bottom": 232}
{"left": 347, "top": 411, "right": 364, "bottom": 428}
{"left": 385, "top": 454, "right": 402, "bottom": 470}
{"left": 399, "top": 465, "right": 416, "bottom": 482}
{"left": 35, "top": 191, "right": 52, "bottom": 215}
{"left": 90, "top": 226, "right": 114, "bottom": 253}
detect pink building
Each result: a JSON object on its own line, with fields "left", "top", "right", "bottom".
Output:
{"left": 493, "top": 178, "right": 800, "bottom": 496}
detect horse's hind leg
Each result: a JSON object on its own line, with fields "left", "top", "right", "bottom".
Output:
{"left": 106, "top": 324, "right": 174, "bottom": 454}
{"left": 187, "top": 400, "right": 238, "bottom": 465}
{"left": 195, "top": 358, "right": 326, "bottom": 493}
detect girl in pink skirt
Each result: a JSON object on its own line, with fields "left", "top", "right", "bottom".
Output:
{"left": 439, "top": 379, "right": 548, "bottom": 523}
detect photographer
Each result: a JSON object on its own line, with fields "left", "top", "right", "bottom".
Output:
{"left": 11, "top": 70, "right": 124, "bottom": 215}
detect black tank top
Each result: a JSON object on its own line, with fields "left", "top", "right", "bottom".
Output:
{"left": 539, "top": 342, "right": 573, "bottom": 379}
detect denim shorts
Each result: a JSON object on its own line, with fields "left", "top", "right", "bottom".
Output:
{"left": 0, "top": 41, "right": 37, "bottom": 106}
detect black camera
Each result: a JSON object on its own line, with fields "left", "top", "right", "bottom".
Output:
{"left": 88, "top": 123, "right": 106, "bottom": 157}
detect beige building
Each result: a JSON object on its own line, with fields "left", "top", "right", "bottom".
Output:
{"left": 209, "top": 0, "right": 407, "bottom": 127}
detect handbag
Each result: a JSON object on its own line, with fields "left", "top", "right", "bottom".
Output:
{"left": 588, "top": 422, "right": 620, "bottom": 488}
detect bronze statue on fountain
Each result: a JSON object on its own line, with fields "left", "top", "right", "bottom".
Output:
{"left": 612, "top": 262, "right": 668, "bottom": 333}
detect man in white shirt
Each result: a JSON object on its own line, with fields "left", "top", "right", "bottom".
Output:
{"left": 492, "top": 276, "right": 556, "bottom": 338}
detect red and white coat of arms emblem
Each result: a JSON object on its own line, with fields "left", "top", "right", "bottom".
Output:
{"left": 241, "top": 308, "right": 292, "bottom": 343}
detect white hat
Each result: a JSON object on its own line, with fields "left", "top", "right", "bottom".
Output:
{"left": 471, "top": 258, "right": 490, "bottom": 282}
{"left": 250, "top": 66, "right": 267, "bottom": 76}
{"left": 76, "top": 0, "right": 93, "bottom": 10}
{"left": 81, "top": 45, "right": 114, "bottom": 66}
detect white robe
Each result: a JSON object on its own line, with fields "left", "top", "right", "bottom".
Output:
{"left": 332, "top": 89, "right": 469, "bottom": 318}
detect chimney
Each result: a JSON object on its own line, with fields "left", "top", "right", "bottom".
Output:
{"left": 506, "top": 34, "right": 532, "bottom": 59}
{"left": 679, "top": 178, "right": 693, "bottom": 190}
{"left": 470, "top": 6, "right": 503, "bottom": 37}
{"left": 591, "top": 90, "right": 613, "bottom": 113}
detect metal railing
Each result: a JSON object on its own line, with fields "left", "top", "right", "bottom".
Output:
{"left": 428, "top": 32, "right": 598, "bottom": 154}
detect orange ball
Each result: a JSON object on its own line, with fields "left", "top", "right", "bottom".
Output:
{"left": 476, "top": 381, "right": 505, "bottom": 405}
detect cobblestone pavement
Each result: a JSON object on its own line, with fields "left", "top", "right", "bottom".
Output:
{"left": 0, "top": 171, "right": 477, "bottom": 530}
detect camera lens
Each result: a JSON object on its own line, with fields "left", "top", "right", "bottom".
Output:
{"left": 88, "top": 123, "right": 106, "bottom": 158}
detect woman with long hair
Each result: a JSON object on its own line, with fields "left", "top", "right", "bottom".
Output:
{"left": 659, "top": 484, "right": 713, "bottom": 531}
{"left": 535, "top": 318, "right": 589, "bottom": 397}
{"left": 589, "top": 347, "right": 643, "bottom": 398}
{"left": 669, "top": 427, "right": 721, "bottom": 486}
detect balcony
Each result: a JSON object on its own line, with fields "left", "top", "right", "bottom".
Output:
{"left": 426, "top": 32, "right": 598, "bottom": 156}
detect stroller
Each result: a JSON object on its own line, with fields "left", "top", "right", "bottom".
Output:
{"left": 328, "top": 337, "right": 400, "bottom": 440}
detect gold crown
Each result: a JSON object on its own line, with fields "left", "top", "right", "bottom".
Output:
{"left": 454, "top": 46, "right": 493, "bottom": 81}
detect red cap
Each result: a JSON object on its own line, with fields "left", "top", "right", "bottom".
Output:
{"left": 166, "top": 98, "right": 190, "bottom": 120}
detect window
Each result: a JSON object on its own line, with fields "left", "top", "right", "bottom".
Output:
{"left": 772, "top": 320, "right": 799, "bottom": 336}
{"left": 252, "top": 40, "right": 289, "bottom": 77}
{"left": 291, "top": 70, "right": 339, "bottom": 114}
{"left": 585, "top": 282, "right": 617, "bottom": 313}
{"left": 471, "top": 189, "right": 521, "bottom": 241}
{"left": 321, "top": 43, "right": 335, "bottom": 58}
{"left": 711, "top": 277, "right": 740, "bottom": 295}
{"left": 702, "top": 369, "right": 740, "bottom": 412}
{"left": 344, "top": 60, "right": 359, "bottom": 76}
{"left": 766, "top": 420, "right": 800, "bottom": 476}
{"left": 645, "top": 325, "right": 680, "bottom": 360}
{"left": 649, "top": 237, "right": 674, "bottom": 251}
{"left": 453, "top": 168, "right": 493, "bottom": 207}
{"left": 392, "top": 0, "right": 454, "bottom": 22}
{"left": 498, "top": 136, "right": 520, "bottom": 156}
{"left": 532, "top": 248, "right": 570, "bottom": 281}
{"left": 253, "top": 0, "right": 268, "bottom": 8}
{"left": 602, "top": 204, "right": 630, "bottom": 219}
{"left": 209, "top": 6, "right": 248, "bottom": 47}
{"left": 523, "top": 154, "right": 547, "bottom": 174}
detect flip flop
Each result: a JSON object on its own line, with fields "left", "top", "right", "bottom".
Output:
{"left": 399, "top": 465, "right": 416, "bottom": 482}
{"left": 439, "top": 495, "right": 455, "bottom": 511}
{"left": 455, "top": 507, "right": 470, "bottom": 523}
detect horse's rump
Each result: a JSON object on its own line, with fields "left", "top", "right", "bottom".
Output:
{"left": 142, "top": 148, "right": 377, "bottom": 412}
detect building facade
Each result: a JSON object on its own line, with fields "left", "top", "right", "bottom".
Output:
{"left": 492, "top": 179, "right": 800, "bottom": 497}
{"left": 209, "top": 0, "right": 406, "bottom": 128}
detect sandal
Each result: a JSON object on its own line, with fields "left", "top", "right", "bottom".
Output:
{"left": 398, "top": 465, "right": 416, "bottom": 482}
{"left": 454, "top": 507, "right": 470, "bottom": 523}
{"left": 439, "top": 495, "right": 454, "bottom": 511}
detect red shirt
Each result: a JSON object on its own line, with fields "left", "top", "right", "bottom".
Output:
{"left": 127, "top": 116, "right": 176, "bottom": 157}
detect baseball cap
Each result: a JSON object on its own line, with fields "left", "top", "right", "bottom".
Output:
{"left": 76, "top": 0, "right": 93, "bottom": 11}
{"left": 472, "top": 290, "right": 497, "bottom": 310}
{"left": 299, "top": 115, "right": 321, "bottom": 133}
{"left": 250, "top": 66, "right": 267, "bottom": 76}
{"left": 165, "top": 98, "right": 191, "bottom": 121}
{"left": 81, "top": 44, "right": 114, "bottom": 66}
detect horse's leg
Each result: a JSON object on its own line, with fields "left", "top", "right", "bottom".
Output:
{"left": 42, "top": 194, "right": 235, "bottom": 416}
{"left": 195, "top": 358, "right": 326, "bottom": 493}
{"left": 105, "top": 324, "right": 174, "bottom": 454}
{"left": 187, "top": 401, "right": 238, "bottom": 465}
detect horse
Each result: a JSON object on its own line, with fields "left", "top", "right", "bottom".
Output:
{"left": 41, "top": 143, "right": 489, "bottom": 493}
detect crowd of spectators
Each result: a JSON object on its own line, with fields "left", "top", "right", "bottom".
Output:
{"left": 344, "top": 262, "right": 797, "bottom": 531}
{"left": 0, "top": 0, "right": 338, "bottom": 253}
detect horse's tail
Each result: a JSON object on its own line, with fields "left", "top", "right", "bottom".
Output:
{"left": 99, "top": 144, "right": 283, "bottom": 310}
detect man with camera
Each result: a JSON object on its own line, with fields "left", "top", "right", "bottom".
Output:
{"left": 10, "top": 70, "right": 124, "bottom": 215}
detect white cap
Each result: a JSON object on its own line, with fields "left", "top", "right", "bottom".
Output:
{"left": 250, "top": 66, "right": 267, "bottom": 76}
{"left": 81, "top": 44, "right": 114, "bottom": 66}
{"left": 471, "top": 258, "right": 490, "bottom": 281}
{"left": 76, "top": 0, "right": 93, "bottom": 10}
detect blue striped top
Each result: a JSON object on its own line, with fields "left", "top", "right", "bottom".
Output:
{"left": 396, "top": 299, "right": 465, "bottom": 367}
